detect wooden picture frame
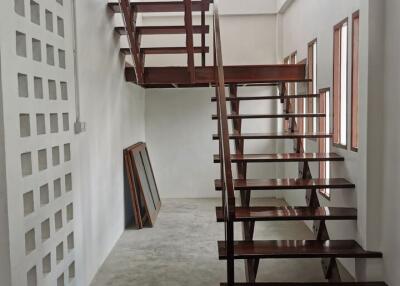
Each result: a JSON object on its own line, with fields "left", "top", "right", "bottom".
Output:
{"left": 124, "top": 142, "right": 161, "bottom": 228}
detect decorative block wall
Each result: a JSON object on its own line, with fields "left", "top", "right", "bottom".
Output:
{"left": 0, "top": 0, "right": 76, "bottom": 285}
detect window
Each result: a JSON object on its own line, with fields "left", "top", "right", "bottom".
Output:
{"left": 297, "top": 59, "right": 307, "bottom": 134}
{"left": 351, "top": 11, "right": 360, "bottom": 151}
{"left": 307, "top": 39, "right": 317, "bottom": 134}
{"left": 319, "top": 88, "right": 331, "bottom": 198}
{"left": 283, "top": 56, "right": 290, "bottom": 132}
{"left": 290, "top": 52, "right": 297, "bottom": 114}
{"left": 333, "top": 19, "right": 348, "bottom": 147}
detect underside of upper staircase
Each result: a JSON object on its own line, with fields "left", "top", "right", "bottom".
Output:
{"left": 109, "top": 0, "right": 308, "bottom": 88}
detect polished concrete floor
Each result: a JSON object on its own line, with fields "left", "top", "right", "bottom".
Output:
{"left": 91, "top": 198, "right": 352, "bottom": 286}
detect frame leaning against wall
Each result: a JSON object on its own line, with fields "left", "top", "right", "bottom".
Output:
{"left": 124, "top": 142, "right": 162, "bottom": 229}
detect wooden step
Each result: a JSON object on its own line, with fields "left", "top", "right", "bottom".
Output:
{"left": 211, "top": 94, "right": 320, "bottom": 102}
{"left": 214, "top": 178, "right": 355, "bottom": 191}
{"left": 218, "top": 240, "right": 383, "bottom": 260}
{"left": 115, "top": 25, "right": 209, "bottom": 35}
{"left": 213, "top": 153, "right": 344, "bottom": 163}
{"left": 121, "top": 46, "right": 209, "bottom": 55}
{"left": 108, "top": 1, "right": 211, "bottom": 13}
{"left": 212, "top": 113, "right": 325, "bottom": 120}
{"left": 213, "top": 132, "right": 332, "bottom": 141}
{"left": 220, "top": 282, "right": 387, "bottom": 286}
{"left": 216, "top": 206, "right": 357, "bottom": 222}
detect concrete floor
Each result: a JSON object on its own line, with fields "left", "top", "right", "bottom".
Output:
{"left": 91, "top": 198, "right": 353, "bottom": 286}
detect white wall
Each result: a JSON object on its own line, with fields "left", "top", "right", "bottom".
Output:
{"left": 381, "top": 0, "right": 400, "bottom": 284}
{"left": 0, "top": 51, "right": 12, "bottom": 286}
{"left": 74, "top": 0, "right": 145, "bottom": 285}
{"left": 144, "top": 14, "right": 278, "bottom": 199}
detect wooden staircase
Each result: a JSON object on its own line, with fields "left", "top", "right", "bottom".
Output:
{"left": 108, "top": 1, "right": 387, "bottom": 285}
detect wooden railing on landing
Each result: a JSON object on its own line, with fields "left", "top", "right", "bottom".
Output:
{"left": 213, "top": 1, "right": 235, "bottom": 284}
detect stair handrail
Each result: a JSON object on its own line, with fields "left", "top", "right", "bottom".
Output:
{"left": 119, "top": 0, "right": 144, "bottom": 84}
{"left": 213, "top": 1, "right": 235, "bottom": 283}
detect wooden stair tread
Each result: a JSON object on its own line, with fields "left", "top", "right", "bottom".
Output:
{"left": 108, "top": 1, "right": 211, "bottom": 13}
{"left": 213, "top": 153, "right": 344, "bottom": 163}
{"left": 220, "top": 282, "right": 387, "bottom": 286}
{"left": 214, "top": 178, "right": 355, "bottom": 190}
{"left": 216, "top": 206, "right": 357, "bottom": 222}
{"left": 212, "top": 113, "right": 325, "bottom": 120}
{"left": 115, "top": 25, "right": 209, "bottom": 35}
{"left": 211, "top": 94, "right": 320, "bottom": 102}
{"left": 213, "top": 132, "right": 332, "bottom": 140}
{"left": 121, "top": 46, "right": 209, "bottom": 55}
{"left": 218, "top": 240, "right": 383, "bottom": 260}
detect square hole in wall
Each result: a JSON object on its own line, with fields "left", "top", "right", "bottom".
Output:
{"left": 16, "top": 31, "right": 27, "bottom": 57}
{"left": 55, "top": 210, "right": 63, "bottom": 231}
{"left": 34, "top": 77, "right": 43, "bottom": 99}
{"left": 52, "top": 146, "right": 60, "bottom": 166}
{"left": 20, "top": 114, "right": 31, "bottom": 137}
{"left": 56, "top": 242, "right": 64, "bottom": 263}
{"left": 57, "top": 273, "right": 64, "bottom": 286}
{"left": 60, "top": 82, "right": 68, "bottom": 100}
{"left": 46, "top": 44, "right": 55, "bottom": 66}
{"left": 38, "top": 149, "right": 47, "bottom": 171}
{"left": 48, "top": 79, "right": 57, "bottom": 100}
{"left": 27, "top": 266, "right": 37, "bottom": 286}
{"left": 23, "top": 191, "right": 34, "bottom": 216}
{"left": 42, "top": 253, "right": 51, "bottom": 274}
{"left": 53, "top": 178, "right": 61, "bottom": 199}
{"left": 57, "top": 17, "right": 64, "bottom": 37}
{"left": 30, "top": 0, "right": 40, "bottom": 25}
{"left": 15, "top": 0, "right": 25, "bottom": 16}
{"left": 65, "top": 173, "right": 72, "bottom": 192}
{"left": 25, "top": 228, "right": 36, "bottom": 255}
{"left": 56, "top": 0, "right": 63, "bottom": 6}
{"left": 21, "top": 152, "right": 32, "bottom": 177}
{"left": 18, "top": 73, "right": 29, "bottom": 98}
{"left": 58, "top": 49, "right": 66, "bottom": 69}
{"left": 67, "top": 232, "right": 74, "bottom": 251}
{"left": 66, "top": 203, "right": 73, "bottom": 222}
{"left": 68, "top": 262, "right": 75, "bottom": 280}
{"left": 36, "top": 113, "right": 46, "bottom": 135}
{"left": 32, "top": 38, "right": 42, "bottom": 62}
{"left": 40, "top": 184, "right": 49, "bottom": 206}
{"left": 50, "top": 113, "right": 58, "bottom": 133}
{"left": 62, "top": 113, "right": 69, "bottom": 131}
{"left": 41, "top": 219, "right": 50, "bottom": 241}
{"left": 64, "top": 144, "right": 71, "bottom": 162}
{"left": 45, "top": 10, "right": 53, "bottom": 32}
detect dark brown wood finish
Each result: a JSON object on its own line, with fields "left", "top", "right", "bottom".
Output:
{"left": 220, "top": 282, "right": 387, "bottom": 286}
{"left": 215, "top": 206, "right": 357, "bottom": 222}
{"left": 213, "top": 153, "right": 344, "bottom": 163}
{"left": 214, "top": 178, "right": 355, "bottom": 191}
{"left": 121, "top": 47, "right": 209, "bottom": 55}
{"left": 109, "top": 1, "right": 211, "bottom": 13}
{"left": 218, "top": 240, "right": 383, "bottom": 260}
{"left": 213, "top": 132, "right": 332, "bottom": 140}
{"left": 184, "top": 0, "right": 195, "bottom": 82}
{"left": 118, "top": 0, "right": 144, "bottom": 84}
{"left": 125, "top": 65, "right": 308, "bottom": 85}
{"left": 211, "top": 94, "right": 320, "bottom": 102}
{"left": 212, "top": 113, "right": 326, "bottom": 120}
{"left": 115, "top": 25, "right": 210, "bottom": 35}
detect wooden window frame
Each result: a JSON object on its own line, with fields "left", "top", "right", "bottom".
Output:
{"left": 283, "top": 56, "right": 290, "bottom": 132}
{"left": 297, "top": 59, "right": 307, "bottom": 134}
{"left": 333, "top": 18, "right": 349, "bottom": 149}
{"left": 307, "top": 39, "right": 317, "bottom": 138}
{"left": 351, "top": 11, "right": 360, "bottom": 152}
{"left": 318, "top": 88, "right": 331, "bottom": 199}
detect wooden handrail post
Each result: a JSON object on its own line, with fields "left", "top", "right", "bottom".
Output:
{"left": 184, "top": 0, "right": 195, "bottom": 83}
